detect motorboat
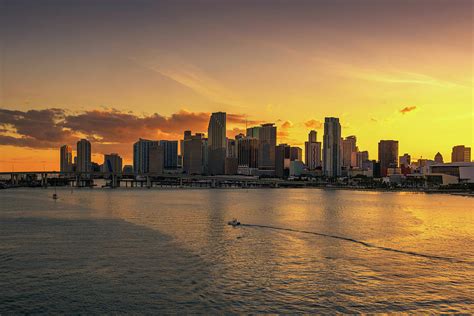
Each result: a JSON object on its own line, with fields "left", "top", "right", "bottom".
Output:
{"left": 228, "top": 218, "right": 240, "bottom": 227}
{"left": 52, "top": 193, "right": 58, "bottom": 200}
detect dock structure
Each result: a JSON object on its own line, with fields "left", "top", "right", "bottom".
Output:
{"left": 0, "top": 171, "right": 310, "bottom": 189}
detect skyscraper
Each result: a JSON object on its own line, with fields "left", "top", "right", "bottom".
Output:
{"left": 258, "top": 123, "right": 277, "bottom": 170}
{"left": 342, "top": 136, "right": 357, "bottom": 168}
{"left": 149, "top": 143, "right": 164, "bottom": 174}
{"left": 207, "top": 112, "right": 226, "bottom": 175}
{"left": 103, "top": 153, "right": 122, "bottom": 173}
{"left": 290, "top": 147, "right": 302, "bottom": 161}
{"left": 76, "top": 139, "right": 91, "bottom": 172}
{"left": 133, "top": 138, "right": 160, "bottom": 174}
{"left": 399, "top": 153, "right": 411, "bottom": 167}
{"left": 451, "top": 145, "right": 471, "bottom": 162}
{"left": 275, "top": 144, "right": 291, "bottom": 178}
{"left": 323, "top": 117, "right": 342, "bottom": 177}
{"left": 237, "top": 137, "right": 259, "bottom": 168}
{"left": 60, "top": 145, "right": 72, "bottom": 173}
{"left": 159, "top": 140, "right": 178, "bottom": 169}
{"left": 305, "top": 130, "right": 322, "bottom": 170}
{"left": 183, "top": 132, "right": 205, "bottom": 175}
{"left": 356, "top": 151, "right": 369, "bottom": 169}
{"left": 378, "top": 140, "right": 399, "bottom": 176}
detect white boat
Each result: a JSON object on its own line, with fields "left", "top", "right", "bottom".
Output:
{"left": 228, "top": 218, "right": 240, "bottom": 226}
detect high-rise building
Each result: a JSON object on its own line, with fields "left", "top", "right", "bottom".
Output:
{"left": 226, "top": 138, "right": 237, "bottom": 158}
{"left": 76, "top": 139, "right": 91, "bottom": 172}
{"left": 290, "top": 147, "right": 302, "bottom": 161}
{"left": 434, "top": 152, "right": 444, "bottom": 163}
{"left": 323, "top": 117, "right": 342, "bottom": 177}
{"left": 451, "top": 145, "right": 471, "bottom": 162}
{"left": 378, "top": 140, "right": 399, "bottom": 177}
{"left": 237, "top": 137, "right": 259, "bottom": 168}
{"left": 207, "top": 112, "right": 226, "bottom": 175}
{"left": 183, "top": 132, "right": 205, "bottom": 175}
{"left": 356, "top": 151, "right": 369, "bottom": 169}
{"left": 305, "top": 130, "right": 322, "bottom": 170}
{"left": 275, "top": 144, "right": 291, "bottom": 178}
{"left": 60, "top": 145, "right": 72, "bottom": 173}
{"left": 149, "top": 143, "right": 164, "bottom": 174}
{"left": 258, "top": 123, "right": 277, "bottom": 170}
{"left": 133, "top": 138, "right": 159, "bottom": 174}
{"left": 399, "top": 153, "right": 411, "bottom": 167}
{"left": 342, "top": 136, "right": 357, "bottom": 168}
{"left": 103, "top": 153, "right": 123, "bottom": 173}
{"left": 246, "top": 126, "right": 260, "bottom": 139}
{"left": 159, "top": 140, "right": 178, "bottom": 169}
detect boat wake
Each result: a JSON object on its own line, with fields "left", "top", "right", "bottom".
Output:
{"left": 241, "top": 223, "right": 473, "bottom": 265}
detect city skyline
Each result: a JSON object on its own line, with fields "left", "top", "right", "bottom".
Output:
{"left": 0, "top": 0, "right": 472, "bottom": 171}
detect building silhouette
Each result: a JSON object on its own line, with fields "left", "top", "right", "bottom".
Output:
{"left": 207, "top": 112, "right": 227, "bottom": 175}
{"left": 305, "top": 130, "right": 322, "bottom": 170}
{"left": 323, "top": 117, "right": 342, "bottom": 177}
{"left": 159, "top": 140, "right": 178, "bottom": 169}
{"left": 342, "top": 136, "right": 357, "bottom": 168}
{"left": 60, "top": 145, "right": 72, "bottom": 173}
{"left": 290, "top": 147, "right": 302, "bottom": 161}
{"left": 183, "top": 132, "right": 205, "bottom": 175}
{"left": 149, "top": 143, "right": 164, "bottom": 174}
{"left": 451, "top": 145, "right": 471, "bottom": 162}
{"left": 237, "top": 136, "right": 259, "bottom": 170}
{"left": 76, "top": 139, "right": 91, "bottom": 172}
{"left": 257, "top": 123, "right": 277, "bottom": 171}
{"left": 275, "top": 144, "right": 291, "bottom": 178}
{"left": 378, "top": 140, "right": 399, "bottom": 177}
{"left": 434, "top": 152, "right": 444, "bottom": 163}
{"left": 103, "top": 153, "right": 122, "bottom": 173}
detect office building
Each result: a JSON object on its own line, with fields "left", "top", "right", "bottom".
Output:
{"left": 399, "top": 153, "right": 411, "bottom": 167}
{"left": 76, "top": 139, "right": 91, "bottom": 172}
{"left": 159, "top": 140, "right": 178, "bottom": 169}
{"left": 183, "top": 132, "right": 205, "bottom": 175}
{"left": 133, "top": 138, "right": 159, "bottom": 174}
{"left": 103, "top": 153, "right": 122, "bottom": 173}
{"left": 60, "top": 145, "right": 72, "bottom": 173}
{"left": 378, "top": 140, "right": 399, "bottom": 177}
{"left": 356, "top": 151, "right": 369, "bottom": 169}
{"left": 207, "top": 112, "right": 226, "bottom": 175}
{"left": 290, "top": 147, "right": 302, "bottom": 161}
{"left": 305, "top": 130, "right": 322, "bottom": 170}
{"left": 258, "top": 123, "right": 277, "bottom": 170}
{"left": 451, "top": 145, "right": 471, "bottom": 162}
{"left": 275, "top": 144, "right": 291, "bottom": 178}
{"left": 237, "top": 137, "right": 259, "bottom": 168}
{"left": 323, "top": 117, "right": 342, "bottom": 177}
{"left": 342, "top": 136, "right": 357, "bottom": 168}
{"left": 149, "top": 143, "right": 164, "bottom": 174}
{"left": 226, "top": 138, "right": 237, "bottom": 158}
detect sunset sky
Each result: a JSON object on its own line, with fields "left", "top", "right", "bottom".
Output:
{"left": 0, "top": 0, "right": 472, "bottom": 171}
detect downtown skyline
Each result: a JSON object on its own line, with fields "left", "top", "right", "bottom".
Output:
{"left": 0, "top": 0, "right": 472, "bottom": 171}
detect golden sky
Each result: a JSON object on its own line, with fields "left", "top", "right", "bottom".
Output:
{"left": 0, "top": 0, "right": 472, "bottom": 171}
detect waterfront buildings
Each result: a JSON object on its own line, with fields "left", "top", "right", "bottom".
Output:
{"left": 183, "top": 132, "right": 205, "bottom": 175}
{"left": 290, "top": 147, "right": 302, "bottom": 161}
{"left": 451, "top": 145, "right": 471, "bottom": 162}
{"left": 60, "top": 145, "right": 73, "bottom": 173}
{"left": 103, "top": 153, "right": 123, "bottom": 173}
{"left": 76, "top": 139, "right": 91, "bottom": 172}
{"left": 342, "top": 136, "right": 357, "bottom": 168}
{"left": 148, "top": 143, "right": 164, "bottom": 174}
{"left": 159, "top": 140, "right": 178, "bottom": 169}
{"left": 237, "top": 136, "right": 259, "bottom": 174}
{"left": 356, "top": 151, "right": 369, "bottom": 169}
{"left": 305, "top": 130, "right": 322, "bottom": 170}
{"left": 207, "top": 112, "right": 227, "bottom": 175}
{"left": 275, "top": 144, "right": 291, "bottom": 178}
{"left": 434, "top": 152, "right": 444, "bottom": 163}
{"left": 378, "top": 140, "right": 399, "bottom": 177}
{"left": 256, "top": 123, "right": 277, "bottom": 171}
{"left": 323, "top": 117, "right": 342, "bottom": 177}
{"left": 133, "top": 138, "right": 156, "bottom": 174}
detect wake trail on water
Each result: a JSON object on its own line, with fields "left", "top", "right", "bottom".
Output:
{"left": 241, "top": 224, "right": 473, "bottom": 265}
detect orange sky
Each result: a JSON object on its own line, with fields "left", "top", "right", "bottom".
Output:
{"left": 0, "top": 0, "right": 472, "bottom": 171}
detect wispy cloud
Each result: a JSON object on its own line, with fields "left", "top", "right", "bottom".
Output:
{"left": 400, "top": 106, "right": 417, "bottom": 114}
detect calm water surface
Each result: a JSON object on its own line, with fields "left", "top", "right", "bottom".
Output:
{"left": 0, "top": 188, "right": 473, "bottom": 313}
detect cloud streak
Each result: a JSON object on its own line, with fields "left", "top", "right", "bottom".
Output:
{"left": 399, "top": 106, "right": 417, "bottom": 114}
